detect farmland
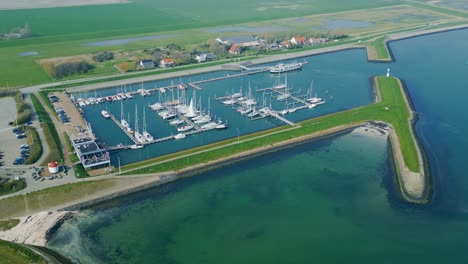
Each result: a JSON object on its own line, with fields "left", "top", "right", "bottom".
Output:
{"left": 0, "top": 0, "right": 466, "bottom": 87}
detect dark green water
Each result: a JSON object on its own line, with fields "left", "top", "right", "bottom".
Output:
{"left": 50, "top": 29, "right": 468, "bottom": 263}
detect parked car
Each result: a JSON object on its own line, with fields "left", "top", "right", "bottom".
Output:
{"left": 16, "top": 133, "right": 26, "bottom": 139}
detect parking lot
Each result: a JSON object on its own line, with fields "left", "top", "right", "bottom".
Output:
{"left": 0, "top": 97, "right": 28, "bottom": 167}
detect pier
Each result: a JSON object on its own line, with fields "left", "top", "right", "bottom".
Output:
{"left": 266, "top": 110, "right": 297, "bottom": 126}
{"left": 108, "top": 113, "right": 139, "bottom": 144}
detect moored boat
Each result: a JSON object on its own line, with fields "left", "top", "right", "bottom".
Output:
{"left": 177, "top": 125, "right": 193, "bottom": 132}
{"left": 101, "top": 110, "right": 111, "bottom": 119}
{"left": 174, "top": 133, "right": 186, "bottom": 139}
{"left": 269, "top": 61, "right": 305, "bottom": 73}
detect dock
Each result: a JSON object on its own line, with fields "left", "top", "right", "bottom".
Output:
{"left": 266, "top": 110, "right": 297, "bottom": 126}
{"left": 108, "top": 113, "right": 139, "bottom": 144}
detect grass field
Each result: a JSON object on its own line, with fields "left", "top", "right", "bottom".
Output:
{"left": 0, "top": 219, "right": 20, "bottom": 231}
{"left": 0, "top": 239, "right": 46, "bottom": 264}
{"left": 3, "top": 0, "right": 464, "bottom": 87}
{"left": 123, "top": 76, "right": 420, "bottom": 175}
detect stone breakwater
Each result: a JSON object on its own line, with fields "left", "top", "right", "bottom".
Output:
{"left": 0, "top": 211, "right": 75, "bottom": 246}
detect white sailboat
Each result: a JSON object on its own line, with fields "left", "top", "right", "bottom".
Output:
{"left": 120, "top": 100, "right": 130, "bottom": 128}
{"left": 134, "top": 105, "right": 145, "bottom": 144}
{"left": 186, "top": 98, "right": 196, "bottom": 118}
{"left": 142, "top": 108, "right": 154, "bottom": 142}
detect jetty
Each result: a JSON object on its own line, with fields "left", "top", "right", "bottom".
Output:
{"left": 108, "top": 112, "right": 139, "bottom": 144}
{"left": 266, "top": 110, "right": 297, "bottom": 126}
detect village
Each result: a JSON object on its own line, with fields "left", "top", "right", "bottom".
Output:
{"left": 134, "top": 34, "right": 332, "bottom": 71}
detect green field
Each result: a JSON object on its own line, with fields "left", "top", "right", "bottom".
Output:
{"left": 0, "top": 0, "right": 402, "bottom": 38}
{"left": 123, "top": 76, "right": 420, "bottom": 176}
{"left": 0, "top": 0, "right": 436, "bottom": 88}
{"left": 0, "top": 239, "right": 46, "bottom": 264}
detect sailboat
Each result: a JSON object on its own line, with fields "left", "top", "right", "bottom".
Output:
{"left": 120, "top": 100, "right": 130, "bottom": 129}
{"left": 306, "top": 80, "right": 323, "bottom": 104}
{"left": 142, "top": 107, "right": 154, "bottom": 142}
{"left": 186, "top": 92, "right": 196, "bottom": 118}
{"left": 134, "top": 105, "right": 145, "bottom": 144}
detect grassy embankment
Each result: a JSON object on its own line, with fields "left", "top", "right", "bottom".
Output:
{"left": 0, "top": 180, "right": 26, "bottom": 196}
{"left": 123, "top": 76, "right": 419, "bottom": 175}
{"left": 0, "top": 239, "right": 47, "bottom": 264}
{"left": 23, "top": 126, "right": 42, "bottom": 164}
{"left": 0, "top": 219, "right": 20, "bottom": 231}
{"left": 29, "top": 94, "right": 63, "bottom": 165}
{"left": 368, "top": 37, "right": 392, "bottom": 61}
{"left": 1, "top": 179, "right": 130, "bottom": 219}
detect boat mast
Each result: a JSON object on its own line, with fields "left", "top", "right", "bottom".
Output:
{"left": 135, "top": 104, "right": 139, "bottom": 134}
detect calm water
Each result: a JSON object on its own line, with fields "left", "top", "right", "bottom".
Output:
{"left": 50, "top": 29, "right": 468, "bottom": 263}
{"left": 82, "top": 49, "right": 384, "bottom": 165}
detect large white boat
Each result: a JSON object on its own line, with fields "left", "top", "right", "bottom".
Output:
{"left": 101, "top": 110, "right": 111, "bottom": 119}
{"left": 269, "top": 62, "right": 305, "bottom": 74}
{"left": 174, "top": 133, "right": 186, "bottom": 139}
{"left": 134, "top": 105, "right": 146, "bottom": 144}
{"left": 277, "top": 93, "right": 291, "bottom": 101}
{"left": 177, "top": 125, "right": 193, "bottom": 132}
{"left": 142, "top": 109, "right": 154, "bottom": 142}
{"left": 169, "top": 119, "right": 184, "bottom": 126}
{"left": 130, "top": 144, "right": 143, "bottom": 149}
{"left": 307, "top": 95, "right": 323, "bottom": 104}
{"left": 150, "top": 103, "right": 165, "bottom": 111}
{"left": 201, "top": 122, "right": 217, "bottom": 130}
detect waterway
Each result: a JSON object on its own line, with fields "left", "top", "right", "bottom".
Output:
{"left": 50, "top": 29, "right": 468, "bottom": 263}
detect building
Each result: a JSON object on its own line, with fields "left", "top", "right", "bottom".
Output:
{"left": 139, "top": 59, "right": 155, "bottom": 69}
{"left": 229, "top": 45, "right": 240, "bottom": 55}
{"left": 279, "top": 41, "right": 291, "bottom": 48}
{"left": 308, "top": 37, "right": 330, "bottom": 46}
{"left": 72, "top": 137, "right": 110, "bottom": 169}
{"left": 195, "top": 53, "right": 215, "bottom": 63}
{"left": 216, "top": 35, "right": 260, "bottom": 47}
{"left": 160, "top": 58, "right": 175, "bottom": 68}
{"left": 48, "top": 161, "right": 59, "bottom": 174}
{"left": 290, "top": 36, "right": 307, "bottom": 46}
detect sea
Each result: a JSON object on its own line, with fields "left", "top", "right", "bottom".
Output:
{"left": 49, "top": 28, "right": 468, "bottom": 263}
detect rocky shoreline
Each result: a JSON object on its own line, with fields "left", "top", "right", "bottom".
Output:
{"left": 0, "top": 211, "right": 75, "bottom": 246}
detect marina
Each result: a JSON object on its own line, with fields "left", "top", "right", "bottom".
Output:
{"left": 64, "top": 51, "right": 377, "bottom": 166}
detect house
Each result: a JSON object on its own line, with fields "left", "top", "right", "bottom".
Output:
{"left": 229, "top": 45, "right": 240, "bottom": 55}
{"left": 308, "top": 37, "right": 330, "bottom": 46}
{"left": 279, "top": 41, "right": 291, "bottom": 48}
{"left": 195, "top": 52, "right": 216, "bottom": 63}
{"left": 160, "top": 58, "right": 175, "bottom": 68}
{"left": 290, "top": 36, "right": 307, "bottom": 46}
{"left": 139, "top": 60, "right": 155, "bottom": 69}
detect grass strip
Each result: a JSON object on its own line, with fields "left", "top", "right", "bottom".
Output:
{"left": 24, "top": 126, "right": 43, "bottom": 164}
{"left": 30, "top": 93, "right": 63, "bottom": 164}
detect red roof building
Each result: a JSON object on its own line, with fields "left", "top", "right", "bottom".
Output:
{"left": 229, "top": 45, "right": 240, "bottom": 55}
{"left": 290, "top": 36, "right": 307, "bottom": 45}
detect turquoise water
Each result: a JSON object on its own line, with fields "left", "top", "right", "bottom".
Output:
{"left": 50, "top": 29, "right": 468, "bottom": 263}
